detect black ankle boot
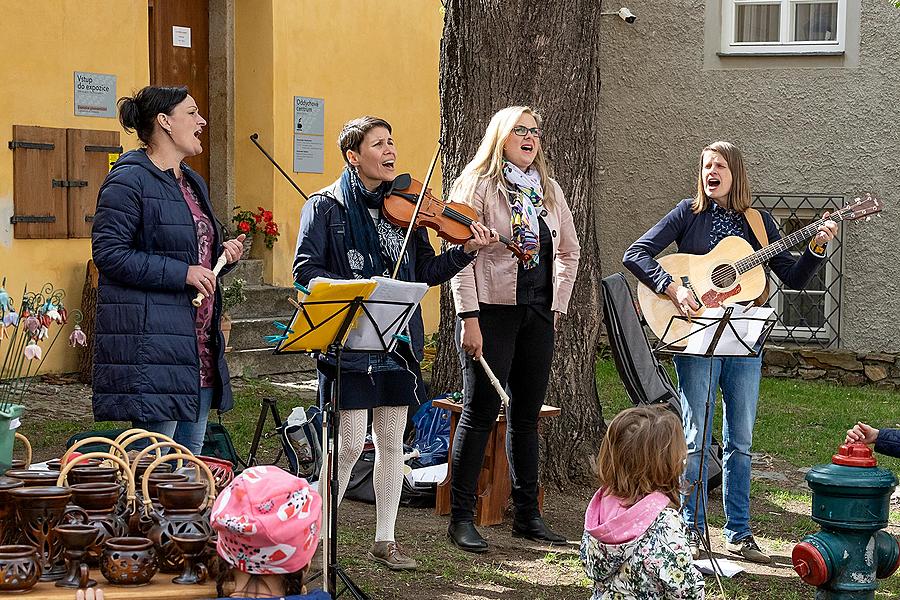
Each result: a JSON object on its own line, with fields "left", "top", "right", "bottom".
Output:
{"left": 512, "top": 516, "right": 567, "bottom": 544}
{"left": 448, "top": 520, "right": 489, "bottom": 553}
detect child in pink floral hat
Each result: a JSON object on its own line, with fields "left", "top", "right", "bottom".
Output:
{"left": 210, "top": 465, "right": 329, "bottom": 599}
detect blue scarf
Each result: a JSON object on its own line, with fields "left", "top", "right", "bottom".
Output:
{"left": 339, "top": 168, "right": 387, "bottom": 278}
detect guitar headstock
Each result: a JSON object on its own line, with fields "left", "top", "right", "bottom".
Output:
{"left": 842, "top": 193, "right": 883, "bottom": 221}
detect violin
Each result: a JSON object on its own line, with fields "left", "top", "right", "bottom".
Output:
{"left": 382, "top": 173, "right": 529, "bottom": 262}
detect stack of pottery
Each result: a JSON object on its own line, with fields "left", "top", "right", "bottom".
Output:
{"left": 142, "top": 453, "right": 216, "bottom": 572}
{"left": 0, "top": 477, "right": 24, "bottom": 545}
{"left": 57, "top": 452, "right": 135, "bottom": 565}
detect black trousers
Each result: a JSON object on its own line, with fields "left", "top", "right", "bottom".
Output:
{"left": 449, "top": 304, "right": 555, "bottom": 522}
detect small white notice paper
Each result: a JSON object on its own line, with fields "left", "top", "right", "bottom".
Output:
{"left": 693, "top": 558, "right": 745, "bottom": 577}
{"left": 172, "top": 26, "right": 192, "bottom": 48}
{"left": 684, "top": 305, "right": 775, "bottom": 356}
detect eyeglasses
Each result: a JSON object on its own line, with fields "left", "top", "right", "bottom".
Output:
{"left": 511, "top": 125, "right": 544, "bottom": 139}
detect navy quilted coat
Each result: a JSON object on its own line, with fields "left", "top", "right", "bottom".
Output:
{"left": 91, "top": 149, "right": 233, "bottom": 422}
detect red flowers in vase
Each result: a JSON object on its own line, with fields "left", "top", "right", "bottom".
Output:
{"left": 232, "top": 206, "right": 280, "bottom": 249}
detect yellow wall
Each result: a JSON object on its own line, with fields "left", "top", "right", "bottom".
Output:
{"left": 0, "top": 1, "right": 148, "bottom": 375}
{"left": 235, "top": 0, "right": 446, "bottom": 332}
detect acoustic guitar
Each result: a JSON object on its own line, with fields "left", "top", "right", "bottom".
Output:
{"left": 637, "top": 194, "right": 882, "bottom": 348}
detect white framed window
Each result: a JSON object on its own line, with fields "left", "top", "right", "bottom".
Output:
{"left": 721, "top": 0, "right": 847, "bottom": 55}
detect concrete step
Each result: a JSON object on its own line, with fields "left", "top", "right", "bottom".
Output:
{"left": 226, "top": 347, "right": 317, "bottom": 378}
{"left": 229, "top": 316, "right": 293, "bottom": 351}
{"left": 228, "top": 285, "right": 296, "bottom": 319}
{"left": 222, "top": 259, "right": 263, "bottom": 286}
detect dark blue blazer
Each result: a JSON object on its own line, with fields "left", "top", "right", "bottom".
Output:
{"left": 623, "top": 198, "right": 825, "bottom": 294}
{"left": 875, "top": 428, "right": 900, "bottom": 459}
{"left": 91, "top": 149, "right": 233, "bottom": 422}
{"left": 292, "top": 179, "right": 473, "bottom": 373}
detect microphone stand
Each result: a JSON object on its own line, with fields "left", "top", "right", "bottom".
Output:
{"left": 249, "top": 132, "right": 309, "bottom": 201}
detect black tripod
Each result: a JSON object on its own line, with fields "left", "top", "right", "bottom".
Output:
{"left": 273, "top": 287, "right": 423, "bottom": 600}
{"left": 658, "top": 306, "right": 776, "bottom": 598}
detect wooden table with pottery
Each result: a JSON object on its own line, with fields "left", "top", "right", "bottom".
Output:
{"left": 433, "top": 397, "right": 561, "bottom": 526}
{"left": 19, "top": 572, "right": 217, "bottom": 599}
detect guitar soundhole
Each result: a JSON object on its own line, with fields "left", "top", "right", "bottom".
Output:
{"left": 710, "top": 264, "right": 738, "bottom": 289}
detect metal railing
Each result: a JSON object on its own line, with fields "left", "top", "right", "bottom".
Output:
{"left": 753, "top": 194, "right": 844, "bottom": 349}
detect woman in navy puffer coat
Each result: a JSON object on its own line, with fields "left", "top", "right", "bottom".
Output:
{"left": 91, "top": 86, "right": 244, "bottom": 453}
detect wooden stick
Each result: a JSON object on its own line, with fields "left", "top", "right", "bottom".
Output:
{"left": 477, "top": 355, "right": 510, "bottom": 408}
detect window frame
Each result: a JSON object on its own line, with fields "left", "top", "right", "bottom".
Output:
{"left": 721, "top": 0, "right": 847, "bottom": 56}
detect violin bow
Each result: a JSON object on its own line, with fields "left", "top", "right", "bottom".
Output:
{"left": 249, "top": 133, "right": 309, "bottom": 201}
{"left": 391, "top": 141, "right": 442, "bottom": 279}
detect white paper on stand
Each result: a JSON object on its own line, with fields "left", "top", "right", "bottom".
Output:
{"left": 693, "top": 558, "right": 744, "bottom": 577}
{"left": 345, "top": 276, "right": 427, "bottom": 352}
{"left": 683, "top": 305, "right": 775, "bottom": 356}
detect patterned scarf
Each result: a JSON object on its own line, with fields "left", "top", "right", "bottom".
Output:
{"left": 340, "top": 167, "right": 387, "bottom": 278}
{"left": 502, "top": 160, "right": 543, "bottom": 269}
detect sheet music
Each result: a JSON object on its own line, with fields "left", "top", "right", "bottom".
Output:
{"left": 345, "top": 276, "right": 428, "bottom": 352}
{"left": 683, "top": 305, "right": 775, "bottom": 356}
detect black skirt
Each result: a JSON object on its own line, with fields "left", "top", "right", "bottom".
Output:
{"left": 317, "top": 351, "right": 425, "bottom": 410}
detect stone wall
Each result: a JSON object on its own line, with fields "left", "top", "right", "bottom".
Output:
{"left": 763, "top": 348, "right": 900, "bottom": 389}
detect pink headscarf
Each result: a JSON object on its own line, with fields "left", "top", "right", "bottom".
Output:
{"left": 211, "top": 465, "right": 322, "bottom": 575}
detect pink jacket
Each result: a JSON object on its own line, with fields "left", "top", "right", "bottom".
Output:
{"left": 450, "top": 176, "right": 580, "bottom": 315}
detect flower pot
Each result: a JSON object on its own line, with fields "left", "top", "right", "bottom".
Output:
{"left": 241, "top": 233, "right": 254, "bottom": 257}
{"left": 0, "top": 405, "right": 24, "bottom": 476}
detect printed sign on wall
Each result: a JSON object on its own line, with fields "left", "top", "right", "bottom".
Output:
{"left": 74, "top": 72, "right": 117, "bottom": 118}
{"left": 293, "top": 96, "right": 325, "bottom": 173}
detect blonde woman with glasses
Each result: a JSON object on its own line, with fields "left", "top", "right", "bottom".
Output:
{"left": 447, "top": 106, "right": 581, "bottom": 552}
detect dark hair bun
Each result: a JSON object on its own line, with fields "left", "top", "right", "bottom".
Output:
{"left": 116, "top": 85, "right": 189, "bottom": 146}
{"left": 117, "top": 96, "right": 141, "bottom": 131}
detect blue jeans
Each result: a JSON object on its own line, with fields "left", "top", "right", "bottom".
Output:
{"left": 132, "top": 387, "right": 213, "bottom": 455}
{"left": 673, "top": 354, "right": 762, "bottom": 543}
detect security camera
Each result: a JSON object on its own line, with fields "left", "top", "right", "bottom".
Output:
{"left": 618, "top": 7, "right": 636, "bottom": 23}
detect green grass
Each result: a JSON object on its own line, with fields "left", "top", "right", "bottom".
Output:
{"left": 14, "top": 357, "right": 900, "bottom": 599}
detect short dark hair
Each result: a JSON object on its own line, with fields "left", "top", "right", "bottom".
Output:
{"left": 338, "top": 116, "right": 392, "bottom": 165}
{"left": 118, "top": 85, "right": 189, "bottom": 146}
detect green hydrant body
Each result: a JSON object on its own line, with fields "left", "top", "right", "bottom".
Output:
{"left": 792, "top": 443, "right": 900, "bottom": 599}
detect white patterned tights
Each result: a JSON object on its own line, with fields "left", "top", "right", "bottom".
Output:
{"left": 325, "top": 405, "right": 408, "bottom": 542}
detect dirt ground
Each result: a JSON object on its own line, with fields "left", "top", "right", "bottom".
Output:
{"left": 12, "top": 373, "right": 855, "bottom": 599}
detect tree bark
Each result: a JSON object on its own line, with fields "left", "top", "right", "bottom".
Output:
{"left": 433, "top": 0, "right": 605, "bottom": 485}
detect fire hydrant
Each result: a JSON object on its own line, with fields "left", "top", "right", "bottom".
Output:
{"left": 792, "top": 443, "right": 900, "bottom": 599}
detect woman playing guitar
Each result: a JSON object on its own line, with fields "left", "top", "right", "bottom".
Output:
{"left": 623, "top": 141, "right": 838, "bottom": 564}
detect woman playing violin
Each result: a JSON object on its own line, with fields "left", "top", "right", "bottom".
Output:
{"left": 293, "top": 115, "right": 495, "bottom": 571}
{"left": 448, "top": 106, "right": 580, "bottom": 552}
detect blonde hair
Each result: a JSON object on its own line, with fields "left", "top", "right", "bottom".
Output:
{"left": 449, "top": 106, "right": 555, "bottom": 209}
{"left": 691, "top": 141, "right": 752, "bottom": 214}
{"left": 597, "top": 405, "right": 686, "bottom": 507}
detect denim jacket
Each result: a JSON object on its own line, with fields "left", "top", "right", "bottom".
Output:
{"left": 293, "top": 179, "right": 473, "bottom": 372}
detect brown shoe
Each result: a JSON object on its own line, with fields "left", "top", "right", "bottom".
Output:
{"left": 367, "top": 541, "right": 418, "bottom": 570}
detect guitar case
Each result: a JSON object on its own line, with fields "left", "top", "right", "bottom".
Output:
{"left": 601, "top": 273, "right": 722, "bottom": 491}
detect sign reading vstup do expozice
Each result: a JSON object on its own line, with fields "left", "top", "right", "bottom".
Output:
{"left": 293, "top": 96, "right": 324, "bottom": 173}
{"left": 74, "top": 72, "right": 117, "bottom": 118}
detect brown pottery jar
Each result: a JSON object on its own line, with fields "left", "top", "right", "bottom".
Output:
{"left": 0, "top": 545, "right": 42, "bottom": 592}
{"left": 100, "top": 536, "right": 158, "bottom": 586}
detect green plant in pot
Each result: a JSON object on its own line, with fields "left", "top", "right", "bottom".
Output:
{"left": 220, "top": 278, "right": 246, "bottom": 352}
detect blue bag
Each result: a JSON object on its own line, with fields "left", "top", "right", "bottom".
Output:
{"left": 411, "top": 394, "right": 454, "bottom": 466}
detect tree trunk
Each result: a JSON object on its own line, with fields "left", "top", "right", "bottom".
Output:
{"left": 432, "top": 0, "right": 605, "bottom": 485}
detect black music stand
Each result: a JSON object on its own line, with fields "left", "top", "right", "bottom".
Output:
{"left": 654, "top": 306, "right": 776, "bottom": 590}
{"left": 273, "top": 281, "right": 425, "bottom": 600}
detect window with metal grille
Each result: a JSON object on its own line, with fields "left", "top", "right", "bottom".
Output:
{"left": 753, "top": 194, "right": 843, "bottom": 348}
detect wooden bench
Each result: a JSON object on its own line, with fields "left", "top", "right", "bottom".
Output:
{"left": 433, "top": 397, "right": 561, "bottom": 526}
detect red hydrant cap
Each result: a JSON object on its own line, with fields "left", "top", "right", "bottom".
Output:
{"left": 793, "top": 541, "right": 829, "bottom": 586}
{"left": 832, "top": 443, "right": 877, "bottom": 467}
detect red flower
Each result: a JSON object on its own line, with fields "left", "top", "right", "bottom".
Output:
{"left": 263, "top": 210, "right": 274, "bottom": 222}
{"left": 238, "top": 221, "right": 251, "bottom": 233}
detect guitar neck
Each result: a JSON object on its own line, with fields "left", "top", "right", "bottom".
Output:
{"left": 736, "top": 207, "right": 849, "bottom": 273}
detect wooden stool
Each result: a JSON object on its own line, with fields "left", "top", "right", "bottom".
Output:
{"left": 434, "top": 397, "right": 561, "bottom": 526}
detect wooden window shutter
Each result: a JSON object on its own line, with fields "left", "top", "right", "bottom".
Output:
{"left": 66, "top": 129, "right": 122, "bottom": 238}
{"left": 9, "top": 125, "right": 68, "bottom": 239}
